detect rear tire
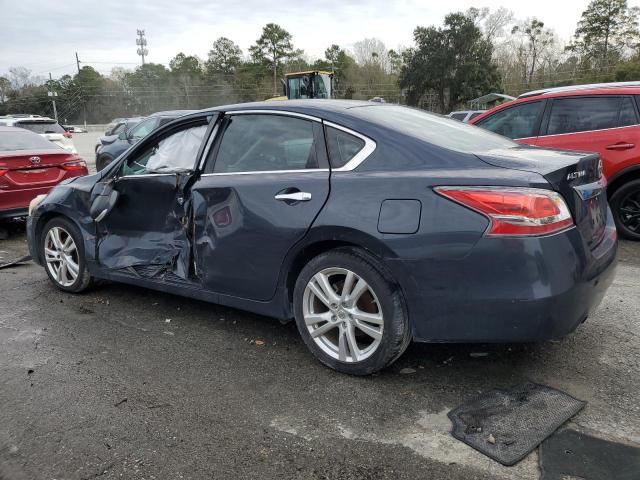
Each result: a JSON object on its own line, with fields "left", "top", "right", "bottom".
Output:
{"left": 96, "top": 154, "right": 113, "bottom": 172}
{"left": 610, "top": 179, "right": 640, "bottom": 240}
{"left": 293, "top": 248, "right": 411, "bottom": 375}
{"left": 40, "top": 217, "right": 92, "bottom": 293}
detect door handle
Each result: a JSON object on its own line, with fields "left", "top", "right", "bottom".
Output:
{"left": 274, "top": 192, "right": 312, "bottom": 202}
{"left": 605, "top": 142, "right": 635, "bottom": 150}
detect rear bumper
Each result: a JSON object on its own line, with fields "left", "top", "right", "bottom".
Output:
{"left": 389, "top": 209, "right": 618, "bottom": 343}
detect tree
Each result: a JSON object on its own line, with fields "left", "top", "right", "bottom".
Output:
{"left": 169, "top": 53, "right": 203, "bottom": 77}
{"left": 324, "top": 45, "right": 342, "bottom": 67}
{"left": 468, "top": 7, "right": 514, "bottom": 42}
{"left": 0, "top": 77, "right": 11, "bottom": 104}
{"left": 569, "top": 0, "right": 640, "bottom": 66}
{"left": 249, "top": 23, "right": 302, "bottom": 95}
{"left": 400, "top": 12, "right": 501, "bottom": 112}
{"left": 511, "top": 19, "right": 555, "bottom": 85}
{"left": 206, "top": 37, "right": 243, "bottom": 76}
{"left": 353, "top": 38, "right": 389, "bottom": 70}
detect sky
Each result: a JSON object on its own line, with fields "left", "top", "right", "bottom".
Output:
{"left": 1, "top": 0, "right": 639, "bottom": 79}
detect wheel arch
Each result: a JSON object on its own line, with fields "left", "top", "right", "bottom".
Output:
{"left": 281, "top": 226, "right": 400, "bottom": 305}
{"left": 33, "top": 206, "right": 93, "bottom": 264}
{"left": 607, "top": 165, "right": 640, "bottom": 198}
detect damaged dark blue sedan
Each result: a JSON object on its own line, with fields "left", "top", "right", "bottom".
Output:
{"left": 27, "top": 100, "right": 617, "bottom": 375}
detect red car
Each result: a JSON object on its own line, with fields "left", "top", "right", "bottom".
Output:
{"left": 471, "top": 82, "right": 640, "bottom": 240}
{"left": 0, "top": 126, "right": 88, "bottom": 219}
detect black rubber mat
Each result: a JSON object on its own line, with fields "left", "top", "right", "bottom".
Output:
{"left": 448, "top": 383, "right": 585, "bottom": 466}
{"left": 540, "top": 428, "right": 640, "bottom": 480}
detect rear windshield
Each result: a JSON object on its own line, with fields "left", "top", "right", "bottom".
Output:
{"left": 350, "top": 105, "right": 518, "bottom": 153}
{"left": 15, "top": 121, "right": 65, "bottom": 134}
{"left": 0, "top": 130, "right": 62, "bottom": 151}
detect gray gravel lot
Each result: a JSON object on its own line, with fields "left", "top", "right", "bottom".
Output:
{"left": 1, "top": 206, "right": 639, "bottom": 478}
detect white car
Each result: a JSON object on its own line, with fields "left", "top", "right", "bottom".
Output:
{"left": 0, "top": 116, "right": 77, "bottom": 153}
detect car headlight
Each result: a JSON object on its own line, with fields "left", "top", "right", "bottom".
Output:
{"left": 28, "top": 194, "right": 47, "bottom": 216}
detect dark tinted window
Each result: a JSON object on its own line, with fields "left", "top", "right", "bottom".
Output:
{"left": 619, "top": 97, "right": 638, "bottom": 127}
{"left": 326, "top": 126, "right": 365, "bottom": 168}
{"left": 547, "top": 96, "right": 620, "bottom": 135}
{"left": 468, "top": 112, "right": 483, "bottom": 121}
{"left": 16, "top": 121, "right": 65, "bottom": 134}
{"left": 0, "top": 130, "right": 61, "bottom": 151}
{"left": 450, "top": 113, "right": 467, "bottom": 121}
{"left": 350, "top": 105, "right": 518, "bottom": 153}
{"left": 476, "top": 101, "right": 543, "bottom": 139}
{"left": 213, "top": 114, "right": 317, "bottom": 173}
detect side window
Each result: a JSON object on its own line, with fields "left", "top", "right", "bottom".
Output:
{"left": 129, "top": 117, "right": 159, "bottom": 140}
{"left": 120, "top": 124, "right": 207, "bottom": 176}
{"left": 546, "top": 96, "right": 620, "bottom": 135}
{"left": 619, "top": 97, "right": 638, "bottom": 127}
{"left": 476, "top": 101, "right": 543, "bottom": 139}
{"left": 325, "top": 126, "right": 365, "bottom": 168}
{"left": 450, "top": 113, "right": 467, "bottom": 121}
{"left": 212, "top": 114, "right": 318, "bottom": 173}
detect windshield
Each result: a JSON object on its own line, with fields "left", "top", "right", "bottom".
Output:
{"left": 351, "top": 105, "right": 518, "bottom": 153}
{"left": 15, "top": 121, "right": 66, "bottom": 134}
{"left": 288, "top": 76, "right": 311, "bottom": 99}
{"left": 312, "top": 74, "right": 331, "bottom": 99}
{"left": 0, "top": 130, "right": 62, "bottom": 151}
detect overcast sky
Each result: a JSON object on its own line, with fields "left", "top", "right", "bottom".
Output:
{"left": 1, "top": 0, "right": 639, "bottom": 79}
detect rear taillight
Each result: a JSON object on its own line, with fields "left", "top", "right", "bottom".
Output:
{"left": 61, "top": 160, "right": 87, "bottom": 171}
{"left": 63, "top": 131, "right": 73, "bottom": 138}
{"left": 435, "top": 186, "right": 574, "bottom": 236}
{"left": 0, "top": 168, "right": 7, "bottom": 177}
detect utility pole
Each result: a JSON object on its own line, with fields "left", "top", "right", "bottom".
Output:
{"left": 136, "top": 29, "right": 148, "bottom": 65}
{"left": 47, "top": 72, "right": 58, "bottom": 122}
{"left": 75, "top": 52, "right": 87, "bottom": 127}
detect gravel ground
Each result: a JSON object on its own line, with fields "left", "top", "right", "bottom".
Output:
{"left": 1, "top": 203, "right": 639, "bottom": 478}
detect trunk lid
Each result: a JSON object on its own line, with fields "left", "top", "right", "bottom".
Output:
{"left": 0, "top": 150, "right": 76, "bottom": 188}
{"left": 476, "top": 146, "right": 607, "bottom": 248}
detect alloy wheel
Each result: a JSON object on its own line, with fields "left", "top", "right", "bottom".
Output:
{"left": 303, "top": 267, "right": 384, "bottom": 362}
{"left": 44, "top": 226, "right": 80, "bottom": 287}
{"left": 618, "top": 189, "right": 640, "bottom": 233}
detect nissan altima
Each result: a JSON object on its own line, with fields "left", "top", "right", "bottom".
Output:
{"left": 27, "top": 100, "right": 617, "bottom": 375}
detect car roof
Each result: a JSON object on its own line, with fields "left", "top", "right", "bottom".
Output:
{"left": 9, "top": 117, "right": 56, "bottom": 123}
{"left": 519, "top": 81, "right": 640, "bottom": 99}
{"left": 0, "top": 125, "right": 39, "bottom": 133}
{"left": 149, "top": 110, "right": 197, "bottom": 118}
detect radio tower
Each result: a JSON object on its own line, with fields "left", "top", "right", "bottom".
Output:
{"left": 136, "top": 29, "right": 148, "bottom": 65}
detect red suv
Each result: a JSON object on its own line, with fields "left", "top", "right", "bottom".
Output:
{"left": 471, "top": 82, "right": 640, "bottom": 240}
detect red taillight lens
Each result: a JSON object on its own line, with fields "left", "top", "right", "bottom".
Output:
{"left": 435, "top": 187, "right": 574, "bottom": 236}
{"left": 0, "top": 168, "right": 7, "bottom": 177}
{"left": 61, "top": 160, "right": 87, "bottom": 171}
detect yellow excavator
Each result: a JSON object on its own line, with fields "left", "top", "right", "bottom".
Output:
{"left": 268, "top": 70, "right": 334, "bottom": 101}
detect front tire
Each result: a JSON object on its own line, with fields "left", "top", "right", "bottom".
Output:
{"left": 610, "top": 179, "right": 640, "bottom": 240}
{"left": 293, "top": 248, "right": 411, "bottom": 375}
{"left": 40, "top": 217, "right": 92, "bottom": 293}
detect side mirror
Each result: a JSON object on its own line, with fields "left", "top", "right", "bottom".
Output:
{"left": 90, "top": 183, "right": 119, "bottom": 222}
{"left": 118, "top": 131, "right": 127, "bottom": 140}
